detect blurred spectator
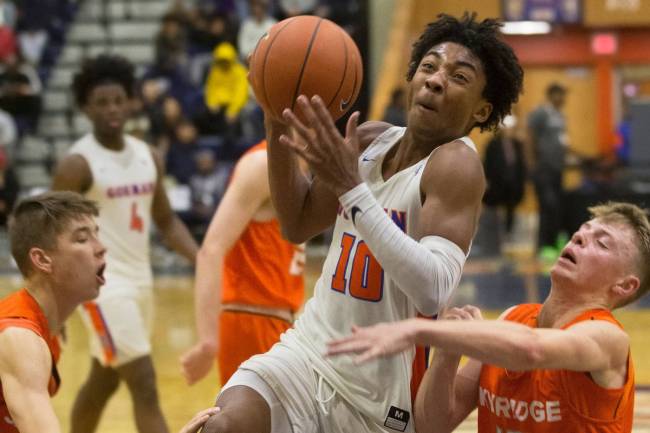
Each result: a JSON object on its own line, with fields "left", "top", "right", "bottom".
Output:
{"left": 140, "top": 78, "right": 167, "bottom": 138}
{"left": 195, "top": 42, "right": 248, "bottom": 136}
{"left": 154, "top": 13, "right": 188, "bottom": 75}
{"left": 183, "top": 149, "right": 230, "bottom": 239}
{"left": 124, "top": 97, "right": 151, "bottom": 141}
{"left": 483, "top": 115, "right": 526, "bottom": 237}
{"left": 187, "top": 13, "right": 237, "bottom": 85}
{"left": 238, "top": 0, "right": 276, "bottom": 64}
{"left": 0, "top": 106, "right": 16, "bottom": 152}
{"left": 0, "top": 24, "right": 16, "bottom": 62}
{"left": 0, "top": 0, "right": 17, "bottom": 29}
{"left": 166, "top": 118, "right": 201, "bottom": 185}
{"left": 153, "top": 95, "right": 184, "bottom": 151}
{"left": 382, "top": 87, "right": 406, "bottom": 127}
{"left": 528, "top": 82, "right": 568, "bottom": 258}
{"left": 277, "top": 0, "right": 325, "bottom": 19}
{"left": 0, "top": 53, "right": 42, "bottom": 134}
{"left": 0, "top": 146, "right": 18, "bottom": 227}
{"left": 615, "top": 101, "right": 631, "bottom": 166}
{"left": 18, "top": 27, "right": 48, "bottom": 66}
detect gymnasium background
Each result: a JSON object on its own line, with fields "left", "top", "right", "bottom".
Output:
{"left": 0, "top": 0, "right": 648, "bottom": 431}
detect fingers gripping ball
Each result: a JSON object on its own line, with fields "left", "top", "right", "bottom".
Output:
{"left": 249, "top": 15, "right": 363, "bottom": 122}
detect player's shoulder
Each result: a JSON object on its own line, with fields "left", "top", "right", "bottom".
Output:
{"left": 426, "top": 138, "right": 483, "bottom": 179}
{"left": 357, "top": 121, "right": 393, "bottom": 152}
{"left": 238, "top": 146, "right": 268, "bottom": 170}
{"left": 0, "top": 326, "right": 49, "bottom": 365}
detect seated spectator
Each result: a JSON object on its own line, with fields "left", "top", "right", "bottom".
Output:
{"left": 0, "top": 0, "right": 17, "bottom": 30}
{"left": 237, "top": 0, "right": 276, "bottom": 64}
{"left": 151, "top": 94, "right": 184, "bottom": 151}
{"left": 0, "top": 53, "right": 42, "bottom": 134}
{"left": 0, "top": 25, "right": 17, "bottom": 63}
{"left": 194, "top": 42, "right": 247, "bottom": 136}
{"left": 0, "top": 106, "right": 16, "bottom": 156}
{"left": 155, "top": 13, "right": 188, "bottom": 76}
{"left": 0, "top": 147, "right": 18, "bottom": 227}
{"left": 18, "top": 26, "right": 48, "bottom": 66}
{"left": 187, "top": 12, "right": 237, "bottom": 86}
{"left": 183, "top": 149, "right": 230, "bottom": 239}
{"left": 166, "top": 118, "right": 200, "bottom": 185}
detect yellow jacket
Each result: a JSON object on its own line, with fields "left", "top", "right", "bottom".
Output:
{"left": 204, "top": 42, "right": 249, "bottom": 118}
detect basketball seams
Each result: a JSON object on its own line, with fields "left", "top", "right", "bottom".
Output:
{"left": 291, "top": 18, "right": 323, "bottom": 112}
{"left": 324, "top": 27, "right": 349, "bottom": 114}
{"left": 261, "top": 17, "right": 297, "bottom": 118}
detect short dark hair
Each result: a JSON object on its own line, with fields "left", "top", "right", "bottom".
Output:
{"left": 588, "top": 202, "right": 650, "bottom": 307}
{"left": 9, "top": 191, "right": 99, "bottom": 277}
{"left": 407, "top": 12, "right": 524, "bottom": 132}
{"left": 72, "top": 54, "right": 136, "bottom": 107}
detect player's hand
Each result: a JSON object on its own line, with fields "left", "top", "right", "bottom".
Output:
{"left": 179, "top": 407, "right": 220, "bottom": 433}
{"left": 440, "top": 305, "right": 483, "bottom": 321}
{"left": 326, "top": 318, "right": 421, "bottom": 364}
{"left": 180, "top": 341, "right": 216, "bottom": 385}
{"left": 279, "top": 95, "right": 362, "bottom": 197}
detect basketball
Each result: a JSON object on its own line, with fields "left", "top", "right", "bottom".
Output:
{"left": 249, "top": 15, "right": 363, "bottom": 122}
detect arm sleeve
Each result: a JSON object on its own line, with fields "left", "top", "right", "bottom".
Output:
{"left": 339, "top": 183, "right": 466, "bottom": 316}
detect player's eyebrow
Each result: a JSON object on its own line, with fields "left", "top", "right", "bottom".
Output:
{"left": 425, "top": 49, "right": 479, "bottom": 73}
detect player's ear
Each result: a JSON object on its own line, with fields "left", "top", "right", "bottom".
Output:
{"left": 613, "top": 274, "right": 640, "bottom": 300}
{"left": 472, "top": 100, "right": 492, "bottom": 125}
{"left": 29, "top": 247, "right": 53, "bottom": 274}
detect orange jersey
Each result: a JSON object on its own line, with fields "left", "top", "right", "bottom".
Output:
{"left": 478, "top": 304, "right": 634, "bottom": 433}
{"left": 0, "top": 289, "right": 61, "bottom": 432}
{"left": 221, "top": 141, "right": 305, "bottom": 312}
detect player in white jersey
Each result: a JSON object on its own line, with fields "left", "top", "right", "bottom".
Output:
{"left": 199, "top": 13, "right": 524, "bottom": 433}
{"left": 51, "top": 55, "right": 199, "bottom": 433}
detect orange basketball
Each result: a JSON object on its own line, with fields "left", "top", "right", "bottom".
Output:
{"left": 249, "top": 15, "right": 363, "bottom": 122}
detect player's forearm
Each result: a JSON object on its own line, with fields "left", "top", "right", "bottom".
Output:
{"left": 415, "top": 353, "right": 462, "bottom": 433}
{"left": 9, "top": 397, "right": 61, "bottom": 433}
{"left": 160, "top": 217, "right": 199, "bottom": 263}
{"left": 193, "top": 247, "right": 224, "bottom": 348}
{"left": 266, "top": 120, "right": 327, "bottom": 242}
{"left": 339, "top": 184, "right": 464, "bottom": 316}
{"left": 413, "top": 319, "right": 542, "bottom": 371}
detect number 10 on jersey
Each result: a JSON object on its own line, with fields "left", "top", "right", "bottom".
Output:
{"left": 331, "top": 232, "right": 384, "bottom": 302}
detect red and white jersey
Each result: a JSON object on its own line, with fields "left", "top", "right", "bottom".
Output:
{"left": 69, "top": 133, "right": 156, "bottom": 290}
{"left": 290, "top": 127, "right": 477, "bottom": 427}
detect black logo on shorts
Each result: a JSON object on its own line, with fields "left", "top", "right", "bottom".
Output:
{"left": 384, "top": 406, "right": 410, "bottom": 431}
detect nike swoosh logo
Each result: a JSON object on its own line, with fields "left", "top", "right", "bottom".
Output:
{"left": 362, "top": 156, "right": 375, "bottom": 162}
{"left": 340, "top": 96, "right": 352, "bottom": 111}
{"left": 351, "top": 206, "right": 362, "bottom": 224}
{"left": 4, "top": 416, "right": 14, "bottom": 425}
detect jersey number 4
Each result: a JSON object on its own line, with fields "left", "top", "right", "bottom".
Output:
{"left": 331, "top": 232, "right": 383, "bottom": 302}
{"left": 130, "top": 202, "right": 144, "bottom": 233}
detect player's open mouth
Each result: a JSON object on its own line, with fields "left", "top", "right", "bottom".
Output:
{"left": 96, "top": 263, "right": 106, "bottom": 285}
{"left": 560, "top": 250, "right": 576, "bottom": 264}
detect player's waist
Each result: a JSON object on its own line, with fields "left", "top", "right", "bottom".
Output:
{"left": 221, "top": 302, "right": 294, "bottom": 323}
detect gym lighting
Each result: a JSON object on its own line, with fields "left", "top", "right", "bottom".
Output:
{"left": 501, "top": 21, "right": 552, "bottom": 35}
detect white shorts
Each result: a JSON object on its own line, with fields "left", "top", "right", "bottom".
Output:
{"left": 78, "top": 285, "right": 153, "bottom": 368}
{"left": 224, "top": 333, "right": 403, "bottom": 433}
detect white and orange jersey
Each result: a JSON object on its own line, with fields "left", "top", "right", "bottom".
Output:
{"left": 69, "top": 133, "right": 156, "bottom": 290}
{"left": 289, "top": 127, "right": 477, "bottom": 426}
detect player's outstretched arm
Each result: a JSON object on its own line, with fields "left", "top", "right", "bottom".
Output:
{"left": 328, "top": 308, "right": 630, "bottom": 374}
{"left": 0, "top": 328, "right": 62, "bottom": 433}
{"left": 149, "top": 148, "right": 199, "bottom": 263}
{"left": 181, "top": 150, "right": 271, "bottom": 385}
{"left": 51, "top": 154, "right": 92, "bottom": 193}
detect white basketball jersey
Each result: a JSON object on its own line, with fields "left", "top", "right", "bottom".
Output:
{"left": 291, "top": 127, "right": 477, "bottom": 426}
{"left": 69, "top": 133, "right": 157, "bottom": 289}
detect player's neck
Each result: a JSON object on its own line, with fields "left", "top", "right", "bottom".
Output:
{"left": 538, "top": 290, "right": 609, "bottom": 329}
{"left": 23, "top": 280, "right": 67, "bottom": 334}
{"left": 93, "top": 131, "right": 125, "bottom": 151}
